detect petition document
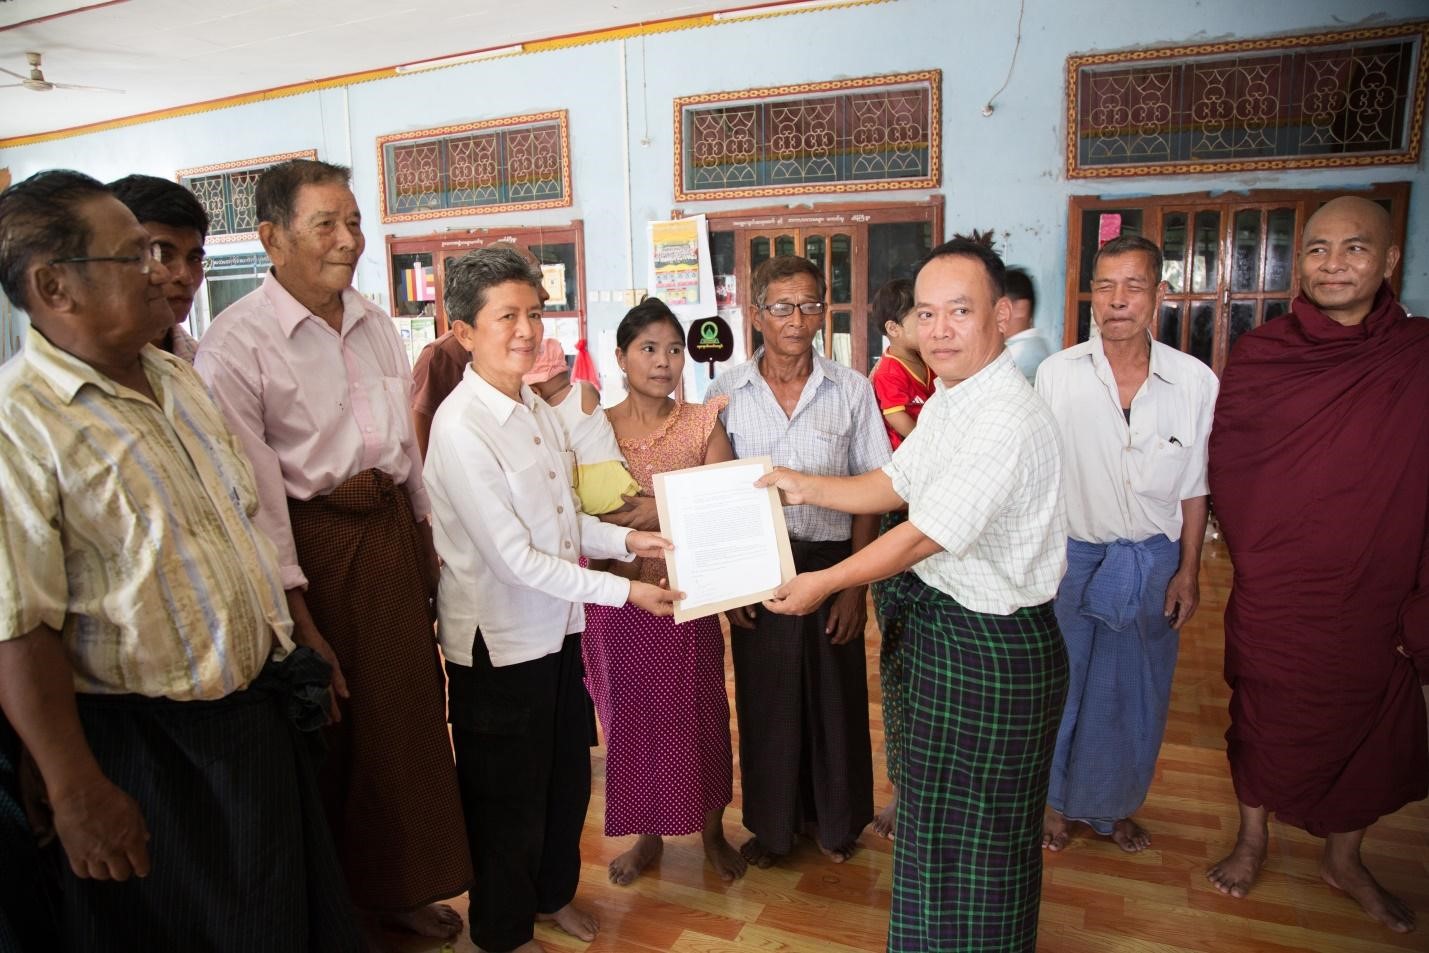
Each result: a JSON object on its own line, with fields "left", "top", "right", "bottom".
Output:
{"left": 653, "top": 456, "right": 795, "bottom": 624}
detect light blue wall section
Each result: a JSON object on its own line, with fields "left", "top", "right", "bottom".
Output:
{"left": 2, "top": 0, "right": 1424, "bottom": 356}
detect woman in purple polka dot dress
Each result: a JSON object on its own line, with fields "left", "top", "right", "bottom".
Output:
{"left": 583, "top": 298, "right": 746, "bottom": 885}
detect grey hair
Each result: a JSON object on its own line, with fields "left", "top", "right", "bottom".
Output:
{"left": 1094, "top": 234, "right": 1163, "bottom": 283}
{"left": 444, "top": 244, "right": 543, "bottom": 324}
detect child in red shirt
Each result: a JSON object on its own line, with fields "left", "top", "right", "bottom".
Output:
{"left": 869, "top": 278, "right": 934, "bottom": 450}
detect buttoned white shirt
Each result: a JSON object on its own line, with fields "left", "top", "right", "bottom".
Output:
{"left": 425, "top": 367, "right": 634, "bottom": 668}
{"left": 706, "top": 348, "right": 890, "bottom": 542}
{"left": 1004, "top": 328, "right": 1051, "bottom": 383}
{"left": 885, "top": 351, "right": 1067, "bottom": 615}
{"left": 1036, "top": 334, "right": 1218, "bottom": 544}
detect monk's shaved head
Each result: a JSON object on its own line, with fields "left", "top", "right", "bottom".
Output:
{"left": 1297, "top": 195, "right": 1401, "bottom": 327}
{"left": 1303, "top": 195, "right": 1393, "bottom": 244}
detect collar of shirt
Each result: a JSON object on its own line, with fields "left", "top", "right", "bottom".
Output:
{"left": 262, "top": 270, "right": 368, "bottom": 339}
{"left": 23, "top": 326, "right": 179, "bottom": 407}
{"left": 1083, "top": 331, "right": 1178, "bottom": 387}
{"left": 932, "top": 349, "right": 1021, "bottom": 408}
{"left": 725, "top": 346, "right": 837, "bottom": 418}
{"left": 463, "top": 363, "right": 543, "bottom": 426}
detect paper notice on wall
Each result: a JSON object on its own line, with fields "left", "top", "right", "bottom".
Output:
{"left": 1097, "top": 213, "right": 1123, "bottom": 248}
{"left": 647, "top": 215, "right": 717, "bottom": 320}
{"left": 541, "top": 263, "right": 568, "bottom": 308}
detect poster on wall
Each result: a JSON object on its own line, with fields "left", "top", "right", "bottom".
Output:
{"left": 647, "top": 215, "right": 717, "bottom": 319}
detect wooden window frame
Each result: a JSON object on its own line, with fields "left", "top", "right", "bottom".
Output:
{"left": 673, "top": 70, "right": 942, "bottom": 202}
{"left": 376, "top": 110, "right": 573, "bottom": 224}
{"left": 679, "top": 196, "right": 944, "bottom": 372}
{"left": 1066, "top": 20, "right": 1429, "bottom": 179}
{"left": 384, "top": 220, "right": 587, "bottom": 339}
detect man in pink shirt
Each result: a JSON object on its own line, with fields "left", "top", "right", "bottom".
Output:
{"left": 195, "top": 159, "right": 471, "bottom": 943}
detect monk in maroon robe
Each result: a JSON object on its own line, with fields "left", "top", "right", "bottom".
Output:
{"left": 1205, "top": 196, "right": 1428, "bottom": 934}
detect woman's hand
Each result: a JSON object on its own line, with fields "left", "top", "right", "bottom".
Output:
{"left": 629, "top": 580, "right": 683, "bottom": 617}
{"left": 625, "top": 531, "right": 673, "bottom": 561}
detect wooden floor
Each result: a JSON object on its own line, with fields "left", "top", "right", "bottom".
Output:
{"left": 396, "top": 537, "right": 1429, "bottom": 953}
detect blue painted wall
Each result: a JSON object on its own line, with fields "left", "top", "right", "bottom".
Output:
{"left": 2, "top": 0, "right": 1424, "bottom": 361}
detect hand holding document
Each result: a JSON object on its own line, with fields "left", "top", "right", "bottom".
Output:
{"left": 653, "top": 456, "right": 795, "bottom": 624}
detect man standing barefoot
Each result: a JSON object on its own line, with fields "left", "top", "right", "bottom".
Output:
{"left": 1206, "top": 196, "right": 1427, "bottom": 934}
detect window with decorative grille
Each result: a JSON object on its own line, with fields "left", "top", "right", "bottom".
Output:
{"left": 1066, "top": 21, "right": 1427, "bottom": 178}
{"left": 376, "top": 111, "right": 571, "bottom": 224}
{"left": 177, "top": 150, "right": 317, "bottom": 243}
{"left": 674, "top": 71, "right": 940, "bottom": 202}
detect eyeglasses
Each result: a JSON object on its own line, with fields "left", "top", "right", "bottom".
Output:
{"left": 48, "top": 240, "right": 165, "bottom": 276}
{"left": 761, "top": 301, "right": 826, "bottom": 318}
{"left": 152, "top": 244, "right": 209, "bottom": 273}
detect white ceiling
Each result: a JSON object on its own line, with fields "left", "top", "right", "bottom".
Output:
{"left": 0, "top": 0, "right": 763, "bottom": 140}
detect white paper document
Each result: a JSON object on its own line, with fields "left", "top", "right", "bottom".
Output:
{"left": 654, "top": 457, "right": 794, "bottom": 624}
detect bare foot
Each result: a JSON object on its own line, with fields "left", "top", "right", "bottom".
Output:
{"left": 739, "top": 836, "right": 782, "bottom": 869}
{"left": 537, "top": 903, "right": 598, "bottom": 942}
{"left": 872, "top": 797, "right": 897, "bottom": 840}
{"left": 1321, "top": 852, "right": 1417, "bottom": 933}
{"left": 1042, "top": 810, "right": 1071, "bottom": 852}
{"left": 608, "top": 834, "right": 663, "bottom": 886}
{"left": 1111, "top": 818, "right": 1151, "bottom": 853}
{"left": 378, "top": 902, "right": 462, "bottom": 939}
{"left": 703, "top": 828, "right": 747, "bottom": 881}
{"left": 1206, "top": 835, "right": 1267, "bottom": 898}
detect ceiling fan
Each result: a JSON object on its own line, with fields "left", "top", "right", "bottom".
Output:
{"left": 0, "top": 51, "right": 124, "bottom": 94}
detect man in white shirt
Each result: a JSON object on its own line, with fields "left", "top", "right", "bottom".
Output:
{"left": 1003, "top": 267, "right": 1050, "bottom": 382}
{"left": 423, "top": 245, "right": 675, "bottom": 953}
{"left": 1035, "top": 234, "right": 1217, "bottom": 854}
{"left": 759, "top": 233, "right": 1068, "bottom": 952}
{"left": 704, "top": 255, "right": 890, "bottom": 869}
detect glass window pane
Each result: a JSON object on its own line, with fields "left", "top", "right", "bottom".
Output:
{"left": 1076, "top": 300, "right": 1092, "bottom": 344}
{"left": 391, "top": 251, "right": 435, "bottom": 317}
{"left": 1228, "top": 300, "right": 1256, "bottom": 354}
{"left": 711, "top": 230, "right": 736, "bottom": 276}
{"left": 1265, "top": 208, "right": 1294, "bottom": 292}
{"left": 1078, "top": 209, "right": 1143, "bottom": 292}
{"left": 830, "top": 234, "right": 852, "bottom": 304}
{"left": 1264, "top": 299, "right": 1290, "bottom": 323}
{"left": 867, "top": 221, "right": 933, "bottom": 287}
{"left": 811, "top": 328, "right": 824, "bottom": 357}
{"left": 831, "top": 310, "right": 852, "bottom": 367}
{"left": 1158, "top": 303, "right": 1182, "bottom": 349}
{"left": 805, "top": 235, "right": 826, "bottom": 273}
{"left": 1189, "top": 301, "right": 1215, "bottom": 366}
{"left": 1161, "top": 213, "right": 1187, "bottom": 293}
{"left": 529, "top": 242, "right": 579, "bottom": 312}
{"left": 775, "top": 234, "right": 797, "bottom": 258}
{"left": 751, "top": 237, "right": 770, "bottom": 270}
{"left": 1191, "top": 210, "right": 1220, "bottom": 294}
{"left": 1231, "top": 209, "right": 1261, "bottom": 293}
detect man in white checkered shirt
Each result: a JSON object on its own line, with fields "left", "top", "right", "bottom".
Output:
{"left": 705, "top": 254, "right": 890, "bottom": 869}
{"left": 757, "top": 234, "right": 1069, "bottom": 952}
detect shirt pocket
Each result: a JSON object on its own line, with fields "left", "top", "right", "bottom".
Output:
{"left": 504, "top": 459, "right": 562, "bottom": 548}
{"left": 1134, "top": 440, "right": 1192, "bottom": 504}
{"left": 803, "top": 427, "right": 852, "bottom": 476}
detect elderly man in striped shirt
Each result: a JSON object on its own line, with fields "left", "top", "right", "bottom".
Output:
{"left": 0, "top": 170, "right": 359, "bottom": 951}
{"left": 705, "top": 255, "right": 890, "bottom": 869}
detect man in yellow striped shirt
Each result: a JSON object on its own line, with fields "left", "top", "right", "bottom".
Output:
{"left": 0, "top": 170, "right": 360, "bottom": 952}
